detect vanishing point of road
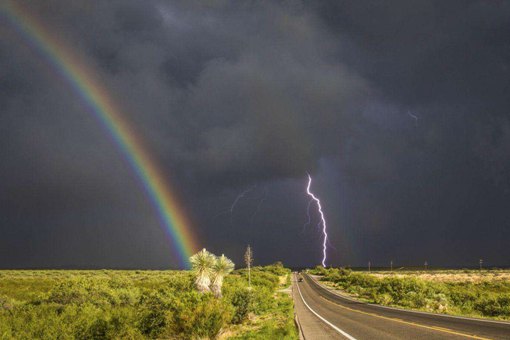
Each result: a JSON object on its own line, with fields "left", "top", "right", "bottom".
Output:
{"left": 292, "top": 272, "right": 510, "bottom": 339}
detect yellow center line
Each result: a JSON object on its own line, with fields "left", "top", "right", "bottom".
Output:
{"left": 317, "top": 295, "right": 491, "bottom": 339}
{"left": 304, "top": 279, "right": 491, "bottom": 340}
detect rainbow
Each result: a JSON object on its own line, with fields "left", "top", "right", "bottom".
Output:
{"left": 1, "top": 1, "right": 198, "bottom": 267}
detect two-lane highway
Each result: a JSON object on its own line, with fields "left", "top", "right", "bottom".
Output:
{"left": 292, "top": 273, "right": 510, "bottom": 339}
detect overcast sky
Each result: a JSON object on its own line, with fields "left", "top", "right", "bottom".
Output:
{"left": 1, "top": 0, "right": 510, "bottom": 269}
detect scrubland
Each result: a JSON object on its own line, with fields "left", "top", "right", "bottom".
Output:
{"left": 0, "top": 265, "right": 297, "bottom": 339}
{"left": 310, "top": 267, "right": 510, "bottom": 320}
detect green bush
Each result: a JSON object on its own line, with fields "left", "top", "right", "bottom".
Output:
{"left": 168, "top": 291, "right": 233, "bottom": 339}
{"left": 0, "top": 267, "right": 298, "bottom": 339}
{"left": 474, "top": 295, "right": 510, "bottom": 317}
{"left": 229, "top": 288, "right": 253, "bottom": 324}
{"left": 316, "top": 268, "right": 510, "bottom": 319}
{"left": 309, "top": 265, "right": 328, "bottom": 275}
{"left": 136, "top": 290, "right": 171, "bottom": 337}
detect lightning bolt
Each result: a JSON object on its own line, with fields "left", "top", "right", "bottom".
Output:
{"left": 230, "top": 185, "right": 256, "bottom": 214}
{"left": 302, "top": 199, "right": 314, "bottom": 233}
{"left": 211, "top": 185, "right": 256, "bottom": 221}
{"left": 407, "top": 111, "right": 418, "bottom": 127}
{"left": 228, "top": 185, "right": 256, "bottom": 226}
{"left": 306, "top": 174, "right": 329, "bottom": 267}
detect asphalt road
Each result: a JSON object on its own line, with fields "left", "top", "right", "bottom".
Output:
{"left": 292, "top": 273, "right": 510, "bottom": 340}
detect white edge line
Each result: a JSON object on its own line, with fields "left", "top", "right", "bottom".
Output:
{"left": 295, "top": 274, "right": 357, "bottom": 340}
{"left": 307, "top": 274, "right": 510, "bottom": 326}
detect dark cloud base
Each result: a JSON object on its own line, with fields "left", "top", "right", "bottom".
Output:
{"left": 1, "top": 0, "right": 510, "bottom": 268}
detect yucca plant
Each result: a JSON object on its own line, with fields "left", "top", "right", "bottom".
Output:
{"left": 244, "top": 245, "right": 253, "bottom": 288}
{"left": 211, "top": 254, "right": 235, "bottom": 298}
{"left": 190, "top": 248, "right": 217, "bottom": 293}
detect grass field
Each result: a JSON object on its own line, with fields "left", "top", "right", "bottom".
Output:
{"left": 310, "top": 267, "right": 510, "bottom": 320}
{"left": 368, "top": 269, "right": 510, "bottom": 284}
{"left": 0, "top": 265, "right": 298, "bottom": 339}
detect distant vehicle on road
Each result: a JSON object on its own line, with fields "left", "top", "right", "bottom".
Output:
{"left": 298, "top": 277, "right": 303, "bottom": 282}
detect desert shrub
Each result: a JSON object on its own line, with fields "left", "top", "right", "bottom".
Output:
{"left": 251, "top": 286, "right": 276, "bottom": 314}
{"left": 309, "top": 265, "right": 328, "bottom": 275}
{"left": 46, "top": 280, "right": 89, "bottom": 305}
{"left": 46, "top": 278, "right": 136, "bottom": 308}
{"left": 81, "top": 318, "right": 110, "bottom": 340}
{"left": 377, "top": 277, "right": 428, "bottom": 306}
{"left": 338, "top": 267, "right": 353, "bottom": 276}
{"left": 136, "top": 290, "right": 172, "bottom": 337}
{"left": 317, "top": 268, "right": 510, "bottom": 319}
{"left": 474, "top": 295, "right": 510, "bottom": 317}
{"left": 0, "top": 267, "right": 298, "bottom": 339}
{"left": 248, "top": 269, "right": 280, "bottom": 290}
{"left": 168, "top": 291, "right": 233, "bottom": 339}
{"left": 229, "top": 288, "right": 253, "bottom": 324}
{"left": 426, "top": 293, "right": 449, "bottom": 313}
{"left": 231, "top": 292, "right": 297, "bottom": 340}
{"left": 448, "top": 285, "right": 479, "bottom": 311}
{"left": 373, "top": 292, "right": 393, "bottom": 305}
{"left": 263, "top": 263, "right": 290, "bottom": 277}
{"left": 0, "top": 294, "right": 14, "bottom": 310}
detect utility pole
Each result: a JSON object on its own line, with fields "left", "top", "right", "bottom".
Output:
{"left": 479, "top": 259, "right": 483, "bottom": 271}
{"left": 368, "top": 261, "right": 371, "bottom": 273}
{"left": 390, "top": 260, "right": 393, "bottom": 272}
{"left": 424, "top": 261, "right": 428, "bottom": 271}
{"left": 244, "top": 245, "right": 253, "bottom": 288}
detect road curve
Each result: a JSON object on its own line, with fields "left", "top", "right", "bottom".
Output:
{"left": 292, "top": 273, "right": 510, "bottom": 339}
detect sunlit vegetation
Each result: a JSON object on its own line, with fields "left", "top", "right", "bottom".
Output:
{"left": 0, "top": 264, "right": 297, "bottom": 339}
{"left": 190, "top": 249, "right": 235, "bottom": 298}
{"left": 190, "top": 248, "right": 218, "bottom": 293}
{"left": 310, "top": 266, "right": 510, "bottom": 320}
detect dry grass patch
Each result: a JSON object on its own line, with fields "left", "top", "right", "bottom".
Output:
{"left": 369, "top": 270, "right": 510, "bottom": 284}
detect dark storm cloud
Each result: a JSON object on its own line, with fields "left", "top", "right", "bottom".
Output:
{"left": 21, "top": 0, "right": 369, "bottom": 185}
{"left": 1, "top": 0, "right": 510, "bottom": 268}
{"left": 311, "top": 0, "right": 510, "bottom": 267}
{"left": 313, "top": 1, "right": 510, "bottom": 106}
